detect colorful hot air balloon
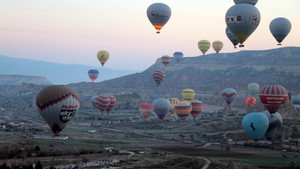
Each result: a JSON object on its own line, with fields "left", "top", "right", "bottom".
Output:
{"left": 175, "top": 101, "right": 192, "bottom": 120}
{"left": 269, "top": 17, "right": 292, "bottom": 45}
{"left": 152, "top": 70, "right": 165, "bottom": 87}
{"left": 190, "top": 100, "right": 204, "bottom": 118}
{"left": 244, "top": 96, "right": 257, "bottom": 107}
{"left": 234, "top": 0, "right": 258, "bottom": 5}
{"left": 106, "top": 95, "right": 116, "bottom": 115}
{"left": 261, "top": 111, "right": 283, "bottom": 140}
{"left": 225, "top": 4, "right": 261, "bottom": 47}
{"left": 153, "top": 98, "right": 171, "bottom": 119}
{"left": 226, "top": 27, "right": 239, "bottom": 48}
{"left": 242, "top": 112, "right": 269, "bottom": 141}
{"left": 248, "top": 83, "right": 259, "bottom": 95}
{"left": 147, "top": 3, "right": 171, "bottom": 34}
{"left": 97, "top": 50, "right": 109, "bottom": 66}
{"left": 259, "top": 85, "right": 288, "bottom": 114}
{"left": 212, "top": 41, "right": 223, "bottom": 54}
{"left": 88, "top": 69, "right": 99, "bottom": 82}
{"left": 161, "top": 55, "right": 171, "bottom": 68}
{"left": 222, "top": 88, "right": 237, "bottom": 105}
{"left": 198, "top": 40, "right": 211, "bottom": 55}
{"left": 168, "top": 98, "right": 179, "bottom": 117}
{"left": 36, "top": 85, "right": 80, "bottom": 135}
{"left": 181, "top": 88, "right": 195, "bottom": 101}
{"left": 93, "top": 95, "right": 111, "bottom": 115}
{"left": 173, "top": 52, "right": 183, "bottom": 63}
{"left": 139, "top": 103, "right": 153, "bottom": 119}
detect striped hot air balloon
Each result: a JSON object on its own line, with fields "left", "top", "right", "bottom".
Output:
{"left": 259, "top": 85, "right": 288, "bottom": 114}
{"left": 198, "top": 40, "right": 211, "bottom": 55}
{"left": 161, "top": 55, "right": 171, "bottom": 68}
{"left": 106, "top": 95, "right": 116, "bottom": 115}
{"left": 212, "top": 41, "right": 223, "bottom": 54}
{"left": 93, "top": 95, "right": 111, "bottom": 114}
{"left": 175, "top": 101, "right": 192, "bottom": 120}
{"left": 139, "top": 103, "right": 153, "bottom": 119}
{"left": 190, "top": 100, "right": 204, "bottom": 118}
{"left": 153, "top": 98, "right": 171, "bottom": 120}
{"left": 152, "top": 70, "right": 165, "bottom": 87}
{"left": 248, "top": 83, "right": 259, "bottom": 95}
{"left": 88, "top": 69, "right": 99, "bottom": 82}
{"left": 261, "top": 111, "right": 283, "bottom": 140}
{"left": 36, "top": 85, "right": 80, "bottom": 135}
{"left": 181, "top": 88, "right": 195, "bottom": 101}
{"left": 168, "top": 98, "right": 179, "bottom": 117}
{"left": 244, "top": 96, "right": 257, "bottom": 107}
{"left": 222, "top": 88, "right": 237, "bottom": 105}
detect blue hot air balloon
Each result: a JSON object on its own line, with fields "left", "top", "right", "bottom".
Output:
{"left": 173, "top": 52, "right": 183, "bottom": 63}
{"left": 242, "top": 112, "right": 269, "bottom": 141}
{"left": 269, "top": 17, "right": 292, "bottom": 45}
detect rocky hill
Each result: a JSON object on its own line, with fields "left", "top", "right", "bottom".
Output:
{"left": 0, "top": 75, "right": 52, "bottom": 85}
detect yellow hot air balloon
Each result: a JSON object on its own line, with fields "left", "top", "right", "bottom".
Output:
{"left": 198, "top": 40, "right": 211, "bottom": 55}
{"left": 212, "top": 41, "right": 223, "bottom": 54}
{"left": 175, "top": 101, "right": 192, "bottom": 120}
{"left": 168, "top": 98, "right": 179, "bottom": 117}
{"left": 97, "top": 50, "right": 109, "bottom": 66}
{"left": 181, "top": 88, "right": 195, "bottom": 101}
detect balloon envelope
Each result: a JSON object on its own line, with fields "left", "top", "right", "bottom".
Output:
{"left": 242, "top": 112, "right": 269, "bottom": 141}
{"left": 97, "top": 50, "right": 109, "bottom": 66}
{"left": 261, "top": 111, "right": 283, "bottom": 140}
{"left": 244, "top": 96, "right": 257, "bottom": 107}
{"left": 234, "top": 0, "right": 258, "bottom": 5}
{"left": 152, "top": 70, "right": 165, "bottom": 87}
{"left": 153, "top": 98, "right": 171, "bottom": 119}
{"left": 248, "top": 83, "right": 259, "bottom": 95}
{"left": 222, "top": 88, "right": 237, "bottom": 105}
{"left": 106, "top": 95, "right": 116, "bottom": 114}
{"left": 139, "top": 103, "right": 153, "bottom": 119}
{"left": 182, "top": 88, "right": 195, "bottom": 101}
{"left": 190, "top": 100, "right": 204, "bottom": 118}
{"left": 88, "top": 69, "right": 99, "bottom": 82}
{"left": 225, "top": 4, "right": 261, "bottom": 47}
{"left": 259, "top": 85, "right": 288, "bottom": 114}
{"left": 198, "top": 40, "right": 211, "bottom": 55}
{"left": 173, "top": 52, "right": 183, "bottom": 63}
{"left": 36, "top": 85, "right": 80, "bottom": 135}
{"left": 168, "top": 98, "right": 179, "bottom": 116}
{"left": 175, "top": 101, "right": 192, "bottom": 120}
{"left": 226, "top": 27, "right": 239, "bottom": 48}
{"left": 93, "top": 95, "right": 110, "bottom": 114}
{"left": 147, "top": 3, "right": 171, "bottom": 33}
{"left": 212, "top": 41, "right": 223, "bottom": 53}
{"left": 269, "top": 17, "right": 292, "bottom": 45}
{"left": 161, "top": 55, "right": 171, "bottom": 68}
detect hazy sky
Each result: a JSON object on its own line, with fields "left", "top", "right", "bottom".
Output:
{"left": 0, "top": 0, "right": 299, "bottom": 71}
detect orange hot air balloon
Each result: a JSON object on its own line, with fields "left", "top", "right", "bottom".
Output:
{"left": 175, "top": 101, "right": 192, "bottom": 120}
{"left": 152, "top": 70, "right": 165, "bottom": 87}
{"left": 139, "top": 103, "right": 153, "bottom": 119}
{"left": 190, "top": 100, "right": 204, "bottom": 118}
{"left": 244, "top": 96, "right": 257, "bottom": 107}
{"left": 106, "top": 95, "right": 116, "bottom": 115}
{"left": 212, "top": 41, "right": 223, "bottom": 53}
{"left": 92, "top": 95, "right": 110, "bottom": 115}
{"left": 161, "top": 55, "right": 171, "bottom": 68}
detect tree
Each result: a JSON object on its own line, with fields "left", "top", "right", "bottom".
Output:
{"left": 35, "top": 161, "right": 43, "bottom": 169}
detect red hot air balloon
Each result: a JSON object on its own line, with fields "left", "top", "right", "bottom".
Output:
{"left": 222, "top": 88, "right": 237, "bottom": 105}
{"left": 152, "top": 70, "right": 165, "bottom": 87}
{"left": 139, "top": 103, "right": 153, "bottom": 119}
{"left": 244, "top": 96, "right": 257, "bottom": 107}
{"left": 106, "top": 95, "right": 116, "bottom": 115}
{"left": 259, "top": 85, "right": 288, "bottom": 114}
{"left": 190, "top": 100, "right": 204, "bottom": 118}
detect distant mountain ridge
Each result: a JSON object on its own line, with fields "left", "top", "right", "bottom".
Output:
{"left": 0, "top": 75, "right": 52, "bottom": 85}
{"left": 0, "top": 55, "right": 136, "bottom": 85}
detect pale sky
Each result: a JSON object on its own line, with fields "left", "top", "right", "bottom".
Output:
{"left": 0, "top": 0, "right": 299, "bottom": 71}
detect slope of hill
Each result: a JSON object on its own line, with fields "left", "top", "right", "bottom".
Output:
{"left": 0, "top": 75, "right": 52, "bottom": 85}
{"left": 0, "top": 55, "right": 136, "bottom": 85}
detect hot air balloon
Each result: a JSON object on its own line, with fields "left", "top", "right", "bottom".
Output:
{"left": 293, "top": 99, "right": 300, "bottom": 109}
{"left": 36, "top": 85, "right": 80, "bottom": 136}
{"left": 92, "top": 95, "right": 111, "bottom": 115}
{"left": 261, "top": 111, "right": 282, "bottom": 140}
{"left": 259, "top": 85, "right": 288, "bottom": 114}
{"left": 242, "top": 112, "right": 269, "bottom": 141}
{"left": 212, "top": 41, "right": 223, "bottom": 54}
{"left": 225, "top": 4, "right": 261, "bottom": 47}
{"left": 139, "top": 103, "right": 153, "bottom": 119}
{"left": 182, "top": 88, "right": 195, "bottom": 101}
{"left": 269, "top": 17, "right": 292, "bottom": 45}
{"left": 190, "top": 100, "right": 204, "bottom": 119}
{"left": 152, "top": 70, "right": 165, "bottom": 87}
{"left": 222, "top": 88, "right": 237, "bottom": 105}
{"left": 88, "top": 69, "right": 99, "bottom": 82}
{"left": 173, "top": 52, "right": 183, "bottom": 63}
{"left": 175, "top": 101, "right": 192, "bottom": 120}
{"left": 198, "top": 40, "right": 211, "bottom": 55}
{"left": 244, "top": 96, "right": 257, "bottom": 107}
{"left": 161, "top": 55, "right": 171, "bottom": 68}
{"left": 226, "top": 27, "right": 239, "bottom": 48}
{"left": 168, "top": 98, "right": 179, "bottom": 117}
{"left": 153, "top": 98, "right": 171, "bottom": 119}
{"left": 147, "top": 3, "right": 171, "bottom": 34}
{"left": 106, "top": 95, "right": 116, "bottom": 115}
{"left": 248, "top": 83, "right": 259, "bottom": 95}
{"left": 97, "top": 50, "right": 109, "bottom": 66}
{"left": 234, "top": 0, "right": 258, "bottom": 5}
